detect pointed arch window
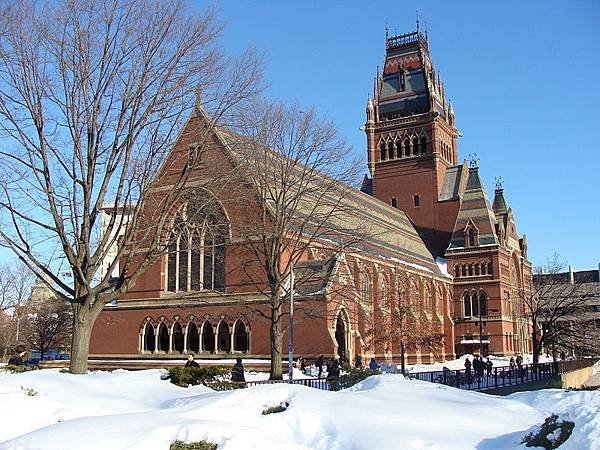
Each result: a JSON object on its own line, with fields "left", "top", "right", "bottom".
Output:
{"left": 157, "top": 322, "right": 169, "bottom": 352}
{"left": 419, "top": 136, "right": 427, "bottom": 154}
{"left": 172, "top": 322, "right": 184, "bottom": 353}
{"left": 186, "top": 322, "right": 200, "bottom": 353}
{"left": 464, "top": 222, "right": 479, "bottom": 248}
{"left": 142, "top": 322, "right": 156, "bottom": 353}
{"left": 362, "top": 272, "right": 371, "bottom": 306}
{"left": 463, "top": 291, "right": 487, "bottom": 318}
{"left": 380, "top": 142, "right": 387, "bottom": 161}
{"left": 233, "top": 321, "right": 249, "bottom": 353}
{"left": 380, "top": 277, "right": 389, "bottom": 310}
{"left": 202, "top": 322, "right": 215, "bottom": 353}
{"left": 166, "top": 196, "right": 228, "bottom": 293}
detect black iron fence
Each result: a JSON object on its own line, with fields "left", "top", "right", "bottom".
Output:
{"left": 409, "top": 358, "right": 598, "bottom": 391}
{"left": 211, "top": 374, "right": 357, "bottom": 392}
{"left": 210, "top": 358, "right": 597, "bottom": 392}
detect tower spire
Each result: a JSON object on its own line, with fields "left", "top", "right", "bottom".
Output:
{"left": 416, "top": 11, "right": 420, "bottom": 33}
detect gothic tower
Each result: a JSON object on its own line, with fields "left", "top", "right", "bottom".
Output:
{"left": 364, "top": 29, "right": 464, "bottom": 252}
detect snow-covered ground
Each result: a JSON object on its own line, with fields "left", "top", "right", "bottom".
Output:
{"left": 1, "top": 368, "right": 598, "bottom": 450}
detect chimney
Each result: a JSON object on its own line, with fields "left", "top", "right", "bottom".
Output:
{"left": 597, "top": 262, "right": 600, "bottom": 281}
{"left": 568, "top": 265, "right": 574, "bottom": 284}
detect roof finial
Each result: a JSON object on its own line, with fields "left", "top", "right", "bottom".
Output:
{"left": 494, "top": 176, "right": 504, "bottom": 191}
{"left": 194, "top": 88, "right": 202, "bottom": 112}
{"left": 416, "top": 11, "right": 420, "bottom": 33}
{"left": 468, "top": 153, "right": 479, "bottom": 168}
{"left": 424, "top": 18, "right": 429, "bottom": 39}
{"left": 385, "top": 18, "right": 389, "bottom": 40}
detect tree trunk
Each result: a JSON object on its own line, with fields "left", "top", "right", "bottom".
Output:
{"left": 69, "top": 309, "right": 94, "bottom": 374}
{"left": 269, "top": 300, "right": 283, "bottom": 380}
{"left": 531, "top": 322, "right": 540, "bottom": 365}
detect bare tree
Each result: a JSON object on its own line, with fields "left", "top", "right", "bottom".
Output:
{"left": 0, "top": 261, "right": 35, "bottom": 359}
{"left": 0, "top": 0, "right": 263, "bottom": 373}
{"left": 365, "top": 269, "right": 445, "bottom": 374}
{"left": 26, "top": 297, "right": 72, "bottom": 360}
{"left": 525, "top": 254, "right": 599, "bottom": 363}
{"left": 223, "top": 100, "right": 365, "bottom": 379}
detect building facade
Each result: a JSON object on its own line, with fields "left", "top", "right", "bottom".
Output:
{"left": 89, "top": 28, "right": 532, "bottom": 364}
{"left": 361, "top": 29, "right": 532, "bottom": 356}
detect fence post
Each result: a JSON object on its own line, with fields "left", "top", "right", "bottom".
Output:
{"left": 494, "top": 367, "right": 498, "bottom": 388}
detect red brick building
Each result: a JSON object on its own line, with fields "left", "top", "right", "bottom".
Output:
{"left": 362, "top": 29, "right": 532, "bottom": 356}
{"left": 89, "top": 28, "right": 531, "bottom": 364}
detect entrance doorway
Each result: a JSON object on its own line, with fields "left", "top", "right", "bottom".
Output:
{"left": 335, "top": 313, "right": 347, "bottom": 360}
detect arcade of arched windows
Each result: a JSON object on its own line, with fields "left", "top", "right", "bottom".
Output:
{"left": 453, "top": 261, "right": 493, "bottom": 278}
{"left": 140, "top": 316, "right": 250, "bottom": 355}
{"left": 378, "top": 133, "right": 428, "bottom": 162}
{"left": 462, "top": 290, "right": 488, "bottom": 319}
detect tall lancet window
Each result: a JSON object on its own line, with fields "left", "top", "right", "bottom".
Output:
{"left": 166, "top": 195, "right": 228, "bottom": 293}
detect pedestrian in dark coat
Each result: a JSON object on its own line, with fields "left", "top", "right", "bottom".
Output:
{"left": 8, "top": 345, "right": 26, "bottom": 366}
{"left": 354, "top": 354, "right": 362, "bottom": 369}
{"left": 185, "top": 353, "right": 200, "bottom": 368}
{"left": 327, "top": 358, "right": 340, "bottom": 381}
{"left": 516, "top": 354, "right": 523, "bottom": 369}
{"left": 316, "top": 355, "right": 324, "bottom": 378}
{"left": 231, "top": 357, "right": 245, "bottom": 382}
{"left": 464, "top": 357, "right": 472, "bottom": 383}
{"left": 486, "top": 357, "right": 493, "bottom": 377}
{"left": 369, "top": 357, "right": 379, "bottom": 373}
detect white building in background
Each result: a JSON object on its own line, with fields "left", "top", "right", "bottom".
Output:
{"left": 99, "top": 205, "right": 131, "bottom": 281}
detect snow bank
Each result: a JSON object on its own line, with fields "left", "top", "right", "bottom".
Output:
{"left": 508, "top": 389, "right": 600, "bottom": 450}
{"left": 0, "top": 369, "right": 598, "bottom": 450}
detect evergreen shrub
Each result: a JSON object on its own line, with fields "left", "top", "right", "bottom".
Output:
{"left": 522, "top": 414, "right": 575, "bottom": 449}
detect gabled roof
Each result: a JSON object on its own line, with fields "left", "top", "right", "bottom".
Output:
{"left": 449, "top": 167, "right": 499, "bottom": 249}
{"left": 214, "top": 128, "right": 444, "bottom": 277}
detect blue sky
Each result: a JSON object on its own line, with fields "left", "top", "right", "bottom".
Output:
{"left": 217, "top": 0, "right": 600, "bottom": 271}
{"left": 1, "top": 1, "right": 598, "bottom": 272}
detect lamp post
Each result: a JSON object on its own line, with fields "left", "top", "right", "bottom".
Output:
{"left": 288, "top": 265, "right": 295, "bottom": 381}
{"left": 478, "top": 294, "right": 484, "bottom": 357}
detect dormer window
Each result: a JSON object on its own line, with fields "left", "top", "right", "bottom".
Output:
{"left": 464, "top": 221, "right": 479, "bottom": 247}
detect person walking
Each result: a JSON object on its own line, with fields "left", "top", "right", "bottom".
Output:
{"left": 509, "top": 356, "right": 516, "bottom": 378}
{"left": 464, "top": 356, "right": 472, "bottom": 384}
{"left": 8, "top": 345, "right": 26, "bottom": 366}
{"left": 299, "top": 357, "right": 307, "bottom": 374}
{"left": 486, "top": 357, "right": 493, "bottom": 377}
{"left": 185, "top": 353, "right": 200, "bottom": 368}
{"left": 231, "top": 357, "right": 246, "bottom": 382}
{"left": 316, "top": 354, "right": 324, "bottom": 378}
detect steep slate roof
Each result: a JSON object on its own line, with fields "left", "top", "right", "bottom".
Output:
{"left": 449, "top": 166, "right": 499, "bottom": 248}
{"left": 215, "top": 128, "right": 444, "bottom": 277}
{"left": 492, "top": 188, "right": 509, "bottom": 215}
{"left": 440, "top": 163, "right": 466, "bottom": 201}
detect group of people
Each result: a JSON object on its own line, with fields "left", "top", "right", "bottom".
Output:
{"left": 463, "top": 355, "right": 494, "bottom": 381}
{"left": 184, "top": 353, "right": 246, "bottom": 382}
{"left": 294, "top": 354, "right": 380, "bottom": 380}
